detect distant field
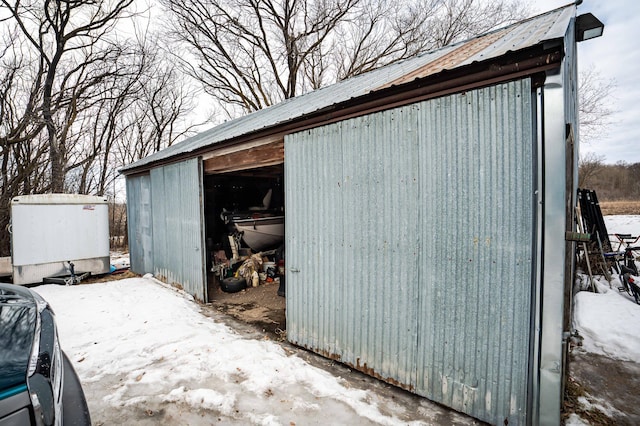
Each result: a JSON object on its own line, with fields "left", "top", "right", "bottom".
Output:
{"left": 600, "top": 200, "right": 640, "bottom": 216}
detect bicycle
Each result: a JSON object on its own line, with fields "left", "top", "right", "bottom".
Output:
{"left": 619, "top": 264, "right": 640, "bottom": 304}
{"left": 612, "top": 233, "right": 640, "bottom": 251}
{"left": 611, "top": 236, "right": 640, "bottom": 304}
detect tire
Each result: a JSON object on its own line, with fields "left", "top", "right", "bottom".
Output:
{"left": 631, "top": 282, "right": 640, "bottom": 305}
{"left": 620, "top": 274, "right": 633, "bottom": 296}
{"left": 221, "top": 277, "right": 246, "bottom": 293}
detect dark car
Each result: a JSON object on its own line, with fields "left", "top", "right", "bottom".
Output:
{"left": 0, "top": 283, "right": 90, "bottom": 425}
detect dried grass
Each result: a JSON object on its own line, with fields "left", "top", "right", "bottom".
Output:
{"left": 600, "top": 200, "right": 640, "bottom": 216}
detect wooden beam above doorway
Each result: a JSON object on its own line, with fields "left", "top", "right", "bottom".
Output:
{"left": 203, "top": 139, "right": 284, "bottom": 174}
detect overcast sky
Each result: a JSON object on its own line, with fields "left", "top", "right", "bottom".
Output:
{"left": 534, "top": 0, "right": 638, "bottom": 164}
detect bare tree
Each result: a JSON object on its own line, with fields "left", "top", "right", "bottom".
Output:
{"left": 161, "top": 0, "right": 360, "bottom": 114}
{"left": 61, "top": 42, "right": 148, "bottom": 196}
{"left": 424, "top": 0, "right": 527, "bottom": 47}
{"left": 0, "top": 28, "right": 48, "bottom": 255}
{"left": 1, "top": 0, "right": 136, "bottom": 192}
{"left": 580, "top": 161, "right": 640, "bottom": 201}
{"left": 0, "top": 28, "right": 46, "bottom": 152}
{"left": 62, "top": 36, "right": 202, "bottom": 196}
{"left": 0, "top": 2, "right": 201, "bottom": 255}
{"left": 161, "top": 0, "right": 529, "bottom": 116}
{"left": 333, "top": 0, "right": 527, "bottom": 79}
{"left": 578, "top": 152, "right": 605, "bottom": 189}
{"left": 578, "top": 65, "right": 617, "bottom": 144}
{"left": 114, "top": 52, "right": 203, "bottom": 167}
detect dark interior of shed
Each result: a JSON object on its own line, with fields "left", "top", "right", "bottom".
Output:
{"left": 202, "top": 165, "right": 286, "bottom": 319}
{"left": 203, "top": 165, "right": 284, "bottom": 258}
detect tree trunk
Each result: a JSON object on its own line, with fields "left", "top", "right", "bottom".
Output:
{"left": 44, "top": 43, "right": 66, "bottom": 193}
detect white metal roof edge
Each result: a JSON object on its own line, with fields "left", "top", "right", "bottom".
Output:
{"left": 11, "top": 194, "right": 109, "bottom": 205}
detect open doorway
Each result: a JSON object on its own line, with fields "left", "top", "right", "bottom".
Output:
{"left": 203, "top": 166, "right": 284, "bottom": 258}
{"left": 202, "top": 165, "right": 286, "bottom": 334}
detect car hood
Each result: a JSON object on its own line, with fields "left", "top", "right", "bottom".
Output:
{"left": 0, "top": 284, "right": 36, "bottom": 397}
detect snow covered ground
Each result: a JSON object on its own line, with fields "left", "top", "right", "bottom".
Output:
{"left": 565, "top": 215, "right": 640, "bottom": 425}
{"left": 574, "top": 215, "right": 640, "bottom": 362}
{"left": 34, "top": 277, "right": 475, "bottom": 425}
{"left": 31, "top": 215, "right": 640, "bottom": 425}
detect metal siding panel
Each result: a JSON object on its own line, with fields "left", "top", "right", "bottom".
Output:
{"left": 181, "top": 159, "right": 207, "bottom": 302}
{"left": 415, "top": 80, "right": 534, "bottom": 425}
{"left": 286, "top": 124, "right": 345, "bottom": 357}
{"left": 125, "top": 176, "right": 140, "bottom": 272}
{"left": 150, "top": 159, "right": 206, "bottom": 301}
{"left": 286, "top": 79, "right": 534, "bottom": 424}
{"left": 141, "top": 176, "right": 153, "bottom": 273}
{"left": 126, "top": 175, "right": 153, "bottom": 274}
{"left": 165, "top": 163, "right": 182, "bottom": 288}
{"left": 151, "top": 167, "right": 168, "bottom": 280}
{"left": 286, "top": 105, "right": 422, "bottom": 390}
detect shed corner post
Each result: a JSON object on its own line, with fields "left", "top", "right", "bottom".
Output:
{"left": 535, "top": 69, "right": 565, "bottom": 426}
{"left": 535, "top": 30, "right": 580, "bottom": 426}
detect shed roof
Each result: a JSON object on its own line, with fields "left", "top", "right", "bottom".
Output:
{"left": 121, "top": 3, "right": 575, "bottom": 174}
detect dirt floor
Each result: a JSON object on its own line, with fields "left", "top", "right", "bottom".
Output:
{"left": 207, "top": 276, "right": 287, "bottom": 339}
{"left": 564, "top": 351, "right": 640, "bottom": 425}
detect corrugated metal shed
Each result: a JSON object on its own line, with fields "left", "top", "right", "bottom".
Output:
{"left": 120, "top": 5, "right": 574, "bottom": 173}
{"left": 122, "top": 3, "right": 588, "bottom": 424}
